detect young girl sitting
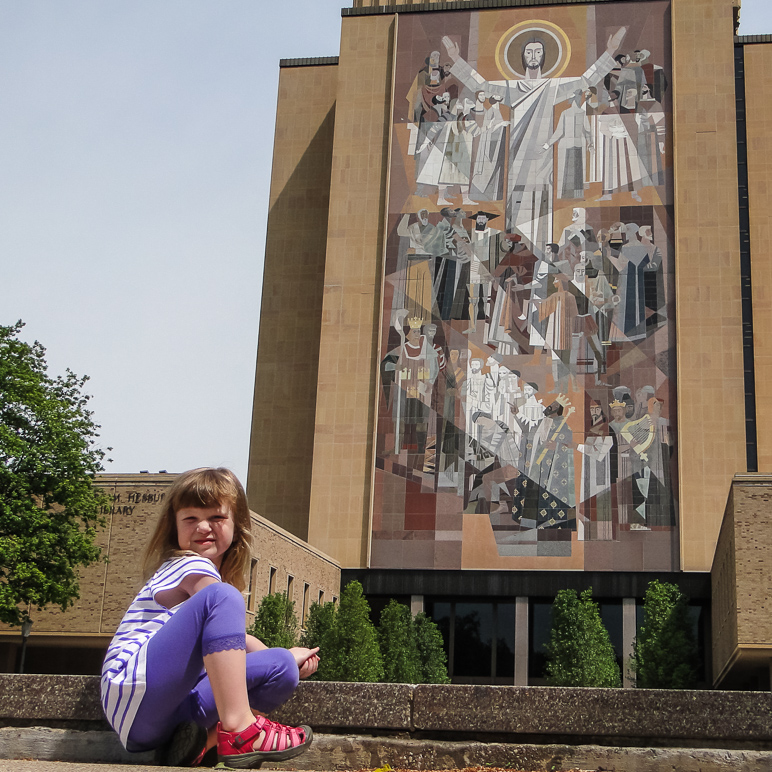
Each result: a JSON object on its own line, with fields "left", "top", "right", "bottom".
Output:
{"left": 101, "top": 467, "right": 319, "bottom": 768}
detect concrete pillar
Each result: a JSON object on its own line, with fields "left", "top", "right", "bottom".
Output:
{"left": 514, "top": 596, "right": 529, "bottom": 686}
{"left": 410, "top": 595, "right": 424, "bottom": 615}
{"left": 623, "top": 598, "right": 637, "bottom": 688}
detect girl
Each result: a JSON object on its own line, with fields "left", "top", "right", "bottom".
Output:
{"left": 101, "top": 467, "right": 319, "bottom": 768}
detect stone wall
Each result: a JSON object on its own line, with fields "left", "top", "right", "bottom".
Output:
{"left": 0, "top": 675, "right": 770, "bottom": 769}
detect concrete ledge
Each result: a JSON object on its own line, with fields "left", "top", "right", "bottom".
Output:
{"left": 0, "top": 676, "right": 103, "bottom": 723}
{"left": 274, "top": 681, "right": 413, "bottom": 730}
{"left": 411, "top": 685, "right": 772, "bottom": 742}
{"left": 1, "top": 675, "right": 771, "bottom": 754}
{"left": 1, "top": 729, "right": 771, "bottom": 771}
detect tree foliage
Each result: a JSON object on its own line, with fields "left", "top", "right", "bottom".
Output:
{"left": 545, "top": 588, "right": 621, "bottom": 687}
{"left": 301, "top": 590, "right": 449, "bottom": 684}
{"left": 413, "top": 611, "right": 450, "bottom": 684}
{"left": 332, "top": 581, "right": 384, "bottom": 682}
{"left": 378, "top": 600, "right": 421, "bottom": 683}
{"left": 634, "top": 580, "right": 699, "bottom": 689}
{"left": 0, "top": 321, "right": 109, "bottom": 627}
{"left": 305, "top": 581, "right": 384, "bottom": 682}
{"left": 248, "top": 592, "right": 299, "bottom": 649}
{"left": 299, "top": 600, "right": 338, "bottom": 680}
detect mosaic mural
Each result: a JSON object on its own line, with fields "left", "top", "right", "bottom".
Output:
{"left": 373, "top": 2, "right": 677, "bottom": 571}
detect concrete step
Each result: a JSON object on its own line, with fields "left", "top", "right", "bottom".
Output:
{"left": 1, "top": 729, "right": 771, "bottom": 772}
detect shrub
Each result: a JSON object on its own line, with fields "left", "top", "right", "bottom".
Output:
{"left": 248, "top": 592, "right": 299, "bottom": 649}
{"left": 300, "top": 600, "right": 338, "bottom": 680}
{"left": 413, "top": 611, "right": 450, "bottom": 684}
{"left": 379, "top": 600, "right": 421, "bottom": 683}
{"left": 545, "top": 588, "right": 621, "bottom": 687}
{"left": 634, "top": 580, "right": 699, "bottom": 688}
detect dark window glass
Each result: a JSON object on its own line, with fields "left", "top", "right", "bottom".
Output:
{"left": 454, "top": 602, "right": 493, "bottom": 677}
{"left": 529, "top": 601, "right": 552, "bottom": 679}
{"left": 495, "top": 602, "right": 516, "bottom": 678}
{"left": 600, "top": 600, "right": 624, "bottom": 672}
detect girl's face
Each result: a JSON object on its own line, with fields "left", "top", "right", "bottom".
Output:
{"left": 175, "top": 503, "right": 235, "bottom": 569}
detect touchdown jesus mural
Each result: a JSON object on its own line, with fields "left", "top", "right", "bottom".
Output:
{"left": 373, "top": 1, "right": 677, "bottom": 571}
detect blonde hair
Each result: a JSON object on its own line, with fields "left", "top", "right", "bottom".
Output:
{"left": 142, "top": 467, "right": 253, "bottom": 591}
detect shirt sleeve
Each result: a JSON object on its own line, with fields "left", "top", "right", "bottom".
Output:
{"left": 147, "top": 556, "right": 221, "bottom": 599}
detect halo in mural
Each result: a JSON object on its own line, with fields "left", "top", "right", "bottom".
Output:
{"left": 495, "top": 20, "right": 572, "bottom": 79}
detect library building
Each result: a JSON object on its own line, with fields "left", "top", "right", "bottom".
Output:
{"left": 247, "top": 0, "right": 772, "bottom": 689}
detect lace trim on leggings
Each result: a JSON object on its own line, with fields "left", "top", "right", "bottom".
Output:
{"left": 203, "top": 633, "right": 247, "bottom": 656}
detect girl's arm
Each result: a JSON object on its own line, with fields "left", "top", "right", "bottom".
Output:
{"left": 155, "top": 573, "right": 219, "bottom": 609}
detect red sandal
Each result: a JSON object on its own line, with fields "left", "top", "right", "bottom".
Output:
{"left": 216, "top": 715, "right": 313, "bottom": 768}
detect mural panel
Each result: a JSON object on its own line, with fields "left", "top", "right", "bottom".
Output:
{"left": 373, "top": 2, "right": 677, "bottom": 571}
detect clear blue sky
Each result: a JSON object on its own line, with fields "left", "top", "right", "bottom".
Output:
{"left": 0, "top": 0, "right": 769, "bottom": 486}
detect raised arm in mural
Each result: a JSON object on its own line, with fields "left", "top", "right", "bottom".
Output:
{"left": 441, "top": 28, "right": 626, "bottom": 253}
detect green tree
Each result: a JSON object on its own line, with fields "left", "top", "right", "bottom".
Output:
{"left": 545, "top": 588, "right": 621, "bottom": 687}
{"left": 0, "top": 321, "right": 109, "bottom": 627}
{"left": 299, "top": 600, "right": 338, "bottom": 680}
{"left": 329, "top": 581, "right": 384, "bottom": 682}
{"left": 413, "top": 611, "right": 450, "bottom": 684}
{"left": 378, "top": 600, "right": 421, "bottom": 683}
{"left": 634, "top": 580, "right": 699, "bottom": 689}
{"left": 248, "top": 592, "right": 299, "bottom": 648}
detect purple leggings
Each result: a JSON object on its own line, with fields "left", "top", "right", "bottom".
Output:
{"left": 127, "top": 583, "right": 299, "bottom": 752}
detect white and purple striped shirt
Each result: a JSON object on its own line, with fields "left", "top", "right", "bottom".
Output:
{"left": 100, "top": 555, "right": 221, "bottom": 747}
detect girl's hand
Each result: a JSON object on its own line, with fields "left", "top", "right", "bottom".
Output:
{"left": 289, "top": 646, "right": 320, "bottom": 679}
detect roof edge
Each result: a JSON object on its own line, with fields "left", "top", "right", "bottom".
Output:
{"left": 344, "top": 0, "right": 636, "bottom": 17}
{"left": 279, "top": 56, "right": 339, "bottom": 68}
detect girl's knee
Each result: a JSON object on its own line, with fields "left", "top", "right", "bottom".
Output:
{"left": 273, "top": 647, "right": 300, "bottom": 686}
{"left": 199, "top": 581, "right": 245, "bottom": 610}
{"left": 246, "top": 648, "right": 299, "bottom": 710}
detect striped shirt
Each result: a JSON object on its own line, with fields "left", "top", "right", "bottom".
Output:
{"left": 100, "top": 555, "right": 221, "bottom": 747}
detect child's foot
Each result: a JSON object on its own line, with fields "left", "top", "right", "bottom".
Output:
{"left": 216, "top": 716, "right": 313, "bottom": 769}
{"left": 156, "top": 721, "right": 208, "bottom": 766}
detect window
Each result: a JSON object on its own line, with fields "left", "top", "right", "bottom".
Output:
{"left": 287, "top": 575, "right": 294, "bottom": 601}
{"left": 425, "top": 598, "right": 516, "bottom": 685}
{"left": 246, "top": 559, "right": 259, "bottom": 612}
{"left": 528, "top": 599, "right": 552, "bottom": 681}
{"left": 302, "top": 583, "right": 310, "bottom": 625}
{"left": 268, "top": 567, "right": 276, "bottom": 594}
{"left": 318, "top": 590, "right": 325, "bottom": 605}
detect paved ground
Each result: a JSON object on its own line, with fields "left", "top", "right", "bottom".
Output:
{"left": 0, "top": 765, "right": 175, "bottom": 772}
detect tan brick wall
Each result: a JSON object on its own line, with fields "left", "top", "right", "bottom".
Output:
{"left": 744, "top": 43, "right": 772, "bottom": 473}
{"left": 246, "top": 510, "right": 341, "bottom": 627}
{"left": 306, "top": 15, "right": 395, "bottom": 568}
{"left": 711, "top": 486, "right": 737, "bottom": 683}
{"left": 731, "top": 482, "right": 772, "bottom": 647}
{"left": 247, "top": 63, "right": 338, "bottom": 541}
{"left": 0, "top": 474, "right": 340, "bottom": 670}
{"left": 671, "top": 0, "right": 746, "bottom": 571}
{"left": 711, "top": 476, "right": 772, "bottom": 684}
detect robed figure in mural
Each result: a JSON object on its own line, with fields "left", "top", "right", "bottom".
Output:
{"left": 442, "top": 27, "right": 627, "bottom": 253}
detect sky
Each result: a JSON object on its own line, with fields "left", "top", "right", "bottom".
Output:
{"left": 1, "top": 0, "right": 770, "bottom": 487}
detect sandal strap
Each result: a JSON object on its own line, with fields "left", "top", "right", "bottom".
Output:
{"left": 232, "top": 716, "right": 268, "bottom": 749}
{"left": 228, "top": 716, "right": 307, "bottom": 753}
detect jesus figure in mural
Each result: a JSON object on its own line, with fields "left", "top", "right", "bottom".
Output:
{"left": 442, "top": 27, "right": 626, "bottom": 255}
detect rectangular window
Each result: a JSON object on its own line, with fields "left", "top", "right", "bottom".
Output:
{"left": 287, "top": 575, "right": 294, "bottom": 601}
{"left": 454, "top": 602, "right": 494, "bottom": 679}
{"left": 268, "top": 567, "right": 276, "bottom": 595}
{"left": 302, "top": 583, "right": 310, "bottom": 625}
{"left": 247, "top": 559, "right": 259, "bottom": 612}
{"left": 318, "top": 590, "right": 325, "bottom": 605}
